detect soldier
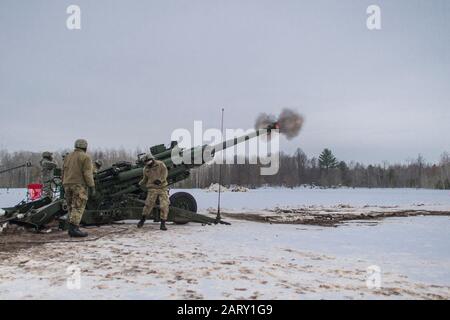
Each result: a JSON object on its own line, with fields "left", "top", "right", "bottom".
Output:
{"left": 40, "top": 152, "right": 57, "bottom": 199}
{"left": 137, "top": 154, "right": 170, "bottom": 231}
{"left": 92, "top": 159, "right": 103, "bottom": 175}
{"left": 62, "top": 139, "right": 95, "bottom": 237}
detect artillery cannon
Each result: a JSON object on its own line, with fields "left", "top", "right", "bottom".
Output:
{"left": 1, "top": 123, "right": 278, "bottom": 230}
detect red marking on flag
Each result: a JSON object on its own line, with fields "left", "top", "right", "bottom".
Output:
{"left": 28, "top": 183, "right": 43, "bottom": 201}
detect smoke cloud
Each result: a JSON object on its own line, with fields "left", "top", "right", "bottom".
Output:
{"left": 277, "top": 108, "right": 304, "bottom": 139}
{"left": 255, "top": 108, "right": 304, "bottom": 140}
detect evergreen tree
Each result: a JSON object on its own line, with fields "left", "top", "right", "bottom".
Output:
{"left": 318, "top": 148, "right": 338, "bottom": 170}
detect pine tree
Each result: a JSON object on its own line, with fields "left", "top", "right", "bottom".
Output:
{"left": 318, "top": 148, "right": 338, "bottom": 170}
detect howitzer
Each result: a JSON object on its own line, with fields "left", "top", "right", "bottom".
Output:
{"left": 1, "top": 123, "right": 278, "bottom": 229}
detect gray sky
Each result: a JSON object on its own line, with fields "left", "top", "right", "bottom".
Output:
{"left": 0, "top": 0, "right": 449, "bottom": 164}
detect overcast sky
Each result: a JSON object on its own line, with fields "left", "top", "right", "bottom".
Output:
{"left": 0, "top": 0, "right": 449, "bottom": 164}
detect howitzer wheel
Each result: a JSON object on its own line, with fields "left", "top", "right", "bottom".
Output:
{"left": 169, "top": 192, "right": 197, "bottom": 224}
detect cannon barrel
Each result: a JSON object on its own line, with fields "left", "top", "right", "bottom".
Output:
{"left": 0, "top": 162, "right": 32, "bottom": 175}
{"left": 176, "top": 124, "right": 278, "bottom": 167}
{"left": 208, "top": 126, "right": 276, "bottom": 154}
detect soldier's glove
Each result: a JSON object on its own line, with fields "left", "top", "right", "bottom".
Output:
{"left": 153, "top": 180, "right": 162, "bottom": 186}
{"left": 89, "top": 186, "right": 96, "bottom": 197}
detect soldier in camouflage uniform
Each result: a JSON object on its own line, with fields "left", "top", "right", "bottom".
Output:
{"left": 40, "top": 152, "right": 57, "bottom": 199}
{"left": 92, "top": 159, "right": 103, "bottom": 175}
{"left": 137, "top": 154, "right": 170, "bottom": 231}
{"left": 62, "top": 139, "right": 95, "bottom": 237}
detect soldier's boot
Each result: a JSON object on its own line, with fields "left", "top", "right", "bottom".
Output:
{"left": 160, "top": 219, "right": 167, "bottom": 231}
{"left": 137, "top": 216, "right": 146, "bottom": 228}
{"left": 68, "top": 223, "right": 88, "bottom": 238}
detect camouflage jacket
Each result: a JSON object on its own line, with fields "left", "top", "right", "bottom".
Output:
{"left": 40, "top": 159, "right": 57, "bottom": 183}
{"left": 62, "top": 149, "right": 95, "bottom": 187}
{"left": 139, "top": 160, "right": 168, "bottom": 190}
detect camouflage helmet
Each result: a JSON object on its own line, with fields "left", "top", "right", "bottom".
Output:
{"left": 74, "top": 139, "right": 88, "bottom": 149}
{"left": 94, "top": 159, "right": 103, "bottom": 167}
{"left": 142, "top": 153, "right": 155, "bottom": 163}
{"left": 42, "top": 151, "right": 53, "bottom": 159}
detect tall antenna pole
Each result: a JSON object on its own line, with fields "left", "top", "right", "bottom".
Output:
{"left": 216, "top": 108, "right": 224, "bottom": 223}
{"left": 25, "top": 164, "right": 28, "bottom": 200}
{"left": 25, "top": 160, "right": 31, "bottom": 201}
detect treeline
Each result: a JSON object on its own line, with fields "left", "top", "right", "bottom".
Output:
{"left": 1, "top": 148, "right": 449, "bottom": 190}
{"left": 178, "top": 149, "right": 450, "bottom": 190}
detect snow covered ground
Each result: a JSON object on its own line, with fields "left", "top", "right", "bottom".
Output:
{"left": 185, "top": 187, "right": 450, "bottom": 212}
{"left": 1, "top": 187, "right": 449, "bottom": 299}
{"left": 2, "top": 187, "right": 450, "bottom": 212}
{"left": 0, "top": 188, "right": 27, "bottom": 209}
{"left": 0, "top": 216, "right": 449, "bottom": 299}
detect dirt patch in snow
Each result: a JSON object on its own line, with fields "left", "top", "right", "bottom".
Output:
{"left": 220, "top": 208, "right": 450, "bottom": 227}
{"left": 0, "top": 224, "right": 130, "bottom": 254}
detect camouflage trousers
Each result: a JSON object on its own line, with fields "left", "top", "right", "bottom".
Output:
{"left": 42, "top": 181, "right": 53, "bottom": 199}
{"left": 142, "top": 189, "right": 170, "bottom": 220}
{"left": 64, "top": 184, "right": 88, "bottom": 226}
